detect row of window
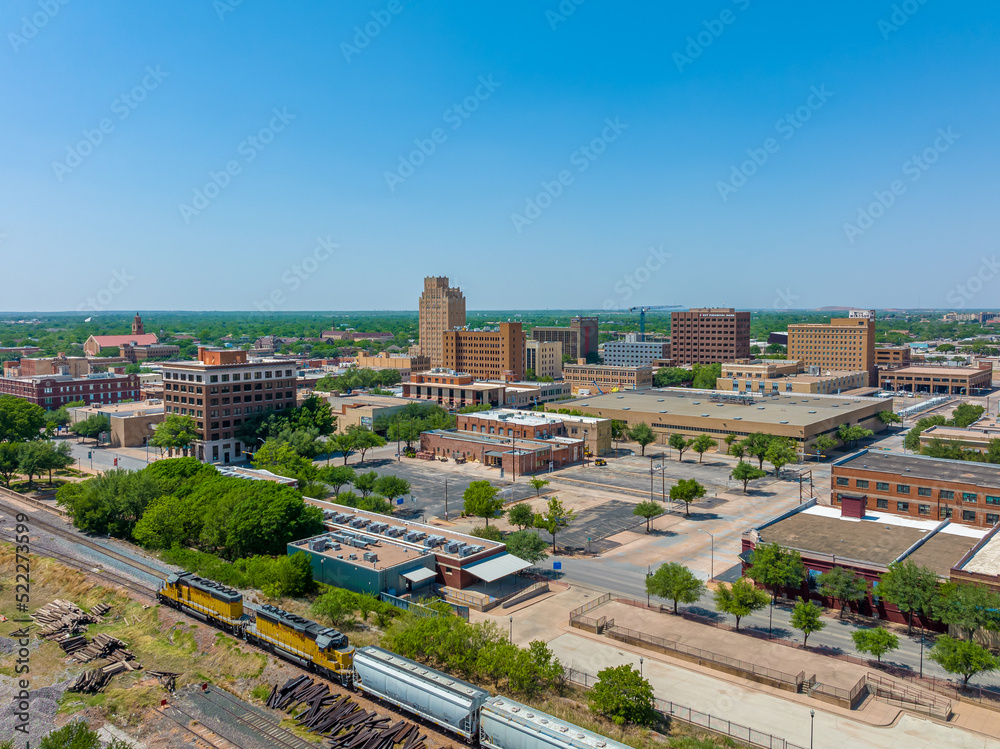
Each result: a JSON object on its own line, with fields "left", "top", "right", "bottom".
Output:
{"left": 836, "top": 476, "right": 994, "bottom": 504}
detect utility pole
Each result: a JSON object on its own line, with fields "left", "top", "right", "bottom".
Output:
{"left": 444, "top": 478, "right": 449, "bottom": 522}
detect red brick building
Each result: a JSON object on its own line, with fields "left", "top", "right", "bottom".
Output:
{"left": 832, "top": 450, "right": 1000, "bottom": 528}
{"left": 670, "top": 308, "right": 751, "bottom": 365}
{"left": 0, "top": 372, "right": 140, "bottom": 409}
{"left": 402, "top": 369, "right": 506, "bottom": 409}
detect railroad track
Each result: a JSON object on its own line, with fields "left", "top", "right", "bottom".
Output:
{"left": 0, "top": 494, "right": 166, "bottom": 579}
{"left": 0, "top": 529, "right": 158, "bottom": 598}
{"left": 158, "top": 705, "right": 238, "bottom": 749}
{"left": 199, "top": 687, "right": 315, "bottom": 749}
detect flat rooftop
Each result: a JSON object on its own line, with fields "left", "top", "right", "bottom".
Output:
{"left": 290, "top": 530, "right": 436, "bottom": 571}
{"left": 889, "top": 365, "right": 987, "bottom": 376}
{"left": 757, "top": 505, "right": 985, "bottom": 574}
{"left": 75, "top": 401, "right": 164, "bottom": 416}
{"left": 459, "top": 409, "right": 565, "bottom": 427}
{"left": 835, "top": 450, "right": 1000, "bottom": 488}
{"left": 958, "top": 530, "right": 1000, "bottom": 576}
{"left": 566, "top": 388, "right": 881, "bottom": 427}
{"left": 425, "top": 429, "right": 580, "bottom": 452}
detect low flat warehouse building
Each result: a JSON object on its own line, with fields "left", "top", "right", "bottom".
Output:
{"left": 563, "top": 363, "right": 652, "bottom": 396}
{"left": 457, "top": 408, "right": 609, "bottom": 457}
{"left": 879, "top": 364, "right": 992, "bottom": 395}
{"left": 717, "top": 359, "right": 867, "bottom": 395}
{"left": 832, "top": 450, "right": 1000, "bottom": 528}
{"left": 420, "top": 428, "right": 583, "bottom": 475}
{"left": 562, "top": 388, "right": 887, "bottom": 450}
{"left": 402, "top": 369, "right": 506, "bottom": 409}
{"left": 293, "top": 505, "right": 528, "bottom": 594}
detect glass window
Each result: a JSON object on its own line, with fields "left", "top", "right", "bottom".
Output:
{"left": 963, "top": 510, "right": 977, "bottom": 522}
{"left": 917, "top": 487, "right": 932, "bottom": 497}
{"left": 836, "top": 477, "right": 849, "bottom": 486}
{"left": 856, "top": 480, "right": 869, "bottom": 489}
{"left": 876, "top": 482, "right": 889, "bottom": 491}
{"left": 987, "top": 496, "right": 1000, "bottom": 506}
{"left": 940, "top": 490, "right": 954, "bottom": 500}
{"left": 896, "top": 484, "right": 910, "bottom": 494}
{"left": 987, "top": 513, "right": 999, "bottom": 526}
{"left": 940, "top": 506, "right": 953, "bottom": 519}
{"left": 876, "top": 498, "right": 888, "bottom": 509}
{"left": 963, "top": 493, "right": 978, "bottom": 503}
{"left": 918, "top": 504, "right": 930, "bottom": 516}
{"left": 897, "top": 501, "right": 909, "bottom": 512}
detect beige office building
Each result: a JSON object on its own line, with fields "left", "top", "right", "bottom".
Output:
{"left": 717, "top": 359, "right": 868, "bottom": 395}
{"left": 525, "top": 340, "right": 563, "bottom": 379}
{"left": 418, "top": 276, "right": 466, "bottom": 367}
{"left": 787, "top": 310, "right": 878, "bottom": 386}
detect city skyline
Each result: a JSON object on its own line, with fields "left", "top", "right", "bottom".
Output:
{"left": 3, "top": 3, "right": 998, "bottom": 312}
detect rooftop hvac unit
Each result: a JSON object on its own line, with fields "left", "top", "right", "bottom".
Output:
{"left": 369, "top": 522, "right": 389, "bottom": 534}
{"left": 442, "top": 541, "right": 461, "bottom": 554}
{"left": 424, "top": 535, "right": 445, "bottom": 547}
{"left": 457, "top": 544, "right": 474, "bottom": 557}
{"left": 386, "top": 526, "right": 406, "bottom": 537}
{"left": 309, "top": 539, "right": 328, "bottom": 552}
{"left": 328, "top": 543, "right": 341, "bottom": 551}
{"left": 363, "top": 552, "right": 378, "bottom": 563}
{"left": 336, "top": 554, "right": 343, "bottom": 559}
{"left": 404, "top": 531, "right": 427, "bottom": 543}
{"left": 350, "top": 538, "right": 369, "bottom": 549}
{"left": 349, "top": 517, "right": 370, "bottom": 528}
{"left": 334, "top": 513, "right": 353, "bottom": 524}
{"left": 470, "top": 545, "right": 486, "bottom": 553}
{"left": 323, "top": 510, "right": 337, "bottom": 520}
{"left": 348, "top": 554, "right": 357, "bottom": 561}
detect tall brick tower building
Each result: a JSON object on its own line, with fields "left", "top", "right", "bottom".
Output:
{"left": 418, "top": 277, "right": 466, "bottom": 367}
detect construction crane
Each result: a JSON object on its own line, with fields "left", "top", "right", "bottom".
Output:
{"left": 627, "top": 305, "right": 682, "bottom": 341}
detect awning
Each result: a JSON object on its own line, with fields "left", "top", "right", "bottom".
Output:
{"left": 484, "top": 450, "right": 505, "bottom": 457}
{"left": 464, "top": 553, "right": 533, "bottom": 583}
{"left": 401, "top": 567, "right": 437, "bottom": 583}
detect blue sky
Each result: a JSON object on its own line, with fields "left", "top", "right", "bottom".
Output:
{"left": 2, "top": 1, "right": 998, "bottom": 313}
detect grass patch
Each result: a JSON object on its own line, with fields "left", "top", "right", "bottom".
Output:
{"left": 250, "top": 684, "right": 272, "bottom": 703}
{"left": 57, "top": 684, "right": 163, "bottom": 726}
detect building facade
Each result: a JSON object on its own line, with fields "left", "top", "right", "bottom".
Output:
{"left": 601, "top": 335, "right": 671, "bottom": 367}
{"left": 441, "top": 322, "right": 525, "bottom": 381}
{"left": 670, "top": 308, "right": 751, "bottom": 365}
{"left": 562, "top": 363, "right": 652, "bottom": 395}
{"left": 874, "top": 346, "right": 912, "bottom": 369}
{"left": 717, "top": 359, "right": 868, "bottom": 395}
{"left": 160, "top": 348, "right": 298, "bottom": 464}
{"left": 787, "top": 310, "right": 878, "bottom": 386}
{"left": 832, "top": 450, "right": 1000, "bottom": 528}
{"left": 418, "top": 276, "right": 466, "bottom": 367}
{"left": 525, "top": 340, "right": 563, "bottom": 379}
{"left": 879, "top": 364, "right": 991, "bottom": 395}
{"left": 530, "top": 316, "right": 598, "bottom": 361}
{"left": 354, "top": 351, "right": 430, "bottom": 374}
{"left": 4, "top": 354, "right": 90, "bottom": 378}
{"left": 119, "top": 343, "right": 181, "bottom": 362}
{"left": 0, "top": 371, "right": 140, "bottom": 409}
{"left": 462, "top": 408, "right": 610, "bottom": 457}
{"left": 402, "top": 369, "right": 506, "bottom": 409}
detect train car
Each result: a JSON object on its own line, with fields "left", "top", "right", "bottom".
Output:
{"left": 157, "top": 572, "right": 245, "bottom": 633}
{"left": 479, "top": 696, "right": 632, "bottom": 749}
{"left": 245, "top": 603, "right": 354, "bottom": 685}
{"left": 352, "top": 645, "right": 489, "bottom": 741}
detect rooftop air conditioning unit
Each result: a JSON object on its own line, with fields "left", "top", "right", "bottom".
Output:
{"left": 443, "top": 541, "right": 460, "bottom": 554}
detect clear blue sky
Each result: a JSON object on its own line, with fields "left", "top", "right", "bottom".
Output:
{"left": 2, "top": 1, "right": 998, "bottom": 313}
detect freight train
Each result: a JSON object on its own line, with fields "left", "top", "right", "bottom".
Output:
{"left": 157, "top": 572, "right": 628, "bottom": 749}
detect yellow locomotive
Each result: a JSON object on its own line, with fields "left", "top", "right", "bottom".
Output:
{"left": 157, "top": 572, "right": 354, "bottom": 685}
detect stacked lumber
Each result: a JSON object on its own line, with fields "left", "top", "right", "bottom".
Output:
{"left": 264, "top": 677, "right": 425, "bottom": 749}
{"left": 32, "top": 599, "right": 100, "bottom": 637}
{"left": 148, "top": 671, "right": 180, "bottom": 691}
{"left": 68, "top": 634, "right": 134, "bottom": 664}
{"left": 90, "top": 603, "right": 112, "bottom": 617}
{"left": 68, "top": 658, "right": 142, "bottom": 693}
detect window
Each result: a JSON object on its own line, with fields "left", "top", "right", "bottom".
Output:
{"left": 940, "top": 490, "right": 954, "bottom": 500}
{"left": 896, "top": 484, "right": 910, "bottom": 494}
{"left": 836, "top": 477, "right": 849, "bottom": 486}
{"left": 939, "top": 506, "right": 953, "bottom": 519}
{"left": 856, "top": 479, "right": 869, "bottom": 489}
{"left": 876, "top": 498, "right": 888, "bottom": 509}
{"left": 876, "top": 482, "right": 889, "bottom": 491}
{"left": 918, "top": 504, "right": 930, "bottom": 516}
{"left": 963, "top": 493, "right": 978, "bottom": 504}
{"left": 917, "top": 487, "right": 931, "bottom": 497}
{"left": 210, "top": 375, "right": 218, "bottom": 383}
{"left": 896, "top": 501, "right": 909, "bottom": 512}
{"left": 962, "top": 510, "right": 977, "bottom": 523}
{"left": 987, "top": 496, "right": 1000, "bottom": 506}
{"left": 221, "top": 374, "right": 229, "bottom": 382}
{"left": 987, "top": 513, "right": 999, "bottom": 526}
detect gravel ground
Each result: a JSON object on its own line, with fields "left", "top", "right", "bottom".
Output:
{"left": 0, "top": 680, "right": 72, "bottom": 747}
{"left": 0, "top": 637, "right": 15, "bottom": 654}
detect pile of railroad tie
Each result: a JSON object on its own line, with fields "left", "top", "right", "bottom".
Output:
{"left": 32, "top": 600, "right": 109, "bottom": 638}
{"left": 265, "top": 676, "right": 426, "bottom": 749}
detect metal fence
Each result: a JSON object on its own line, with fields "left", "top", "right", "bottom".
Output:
{"left": 561, "top": 667, "right": 807, "bottom": 749}
{"left": 568, "top": 592, "right": 612, "bottom": 620}
{"left": 378, "top": 592, "right": 469, "bottom": 621}
{"left": 865, "top": 673, "right": 953, "bottom": 721}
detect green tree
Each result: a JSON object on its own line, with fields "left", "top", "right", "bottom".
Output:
{"left": 669, "top": 478, "right": 705, "bottom": 517}
{"left": 345, "top": 424, "right": 386, "bottom": 463}
{"left": 311, "top": 587, "right": 356, "bottom": 628}
{"left": 39, "top": 720, "right": 133, "bottom": 749}
{"left": 741, "top": 433, "right": 773, "bottom": 470}
{"left": 951, "top": 403, "right": 986, "bottom": 428}
{"left": 904, "top": 415, "right": 946, "bottom": 451}
{"left": 533, "top": 496, "right": 577, "bottom": 553}
{"left": 507, "top": 502, "right": 535, "bottom": 531}
{"left": 628, "top": 422, "right": 656, "bottom": 456}
{"left": 38, "top": 440, "right": 74, "bottom": 484}
{"left": 471, "top": 524, "right": 504, "bottom": 541}
{"left": 463, "top": 480, "right": 503, "bottom": 526}
{"left": 653, "top": 367, "right": 694, "bottom": 388}
{"left": 729, "top": 440, "right": 746, "bottom": 459}
{"left": 765, "top": 438, "right": 797, "bottom": 476}
{"left": 318, "top": 464, "right": 355, "bottom": 495}
{"left": 837, "top": 423, "right": 874, "bottom": 449}
{"left": 691, "top": 363, "right": 722, "bottom": 389}
{"left": 252, "top": 440, "right": 317, "bottom": 485}
{"left": 633, "top": 500, "right": 662, "bottom": 532}
{"left": 714, "top": 577, "right": 769, "bottom": 630}
{"left": 928, "top": 636, "right": 1000, "bottom": 687}
{"left": 330, "top": 432, "right": 356, "bottom": 465}
{"left": 149, "top": 413, "right": 197, "bottom": 457}
{"left": 528, "top": 477, "right": 549, "bottom": 496}
{"left": 44, "top": 405, "right": 72, "bottom": 432}
{"left": 723, "top": 433, "right": 738, "bottom": 454}
{"left": 17, "top": 439, "right": 50, "bottom": 489}
{"left": 0, "top": 441, "right": 21, "bottom": 487}
{"left": 387, "top": 419, "right": 423, "bottom": 451}
{"left": 0, "top": 394, "right": 46, "bottom": 442}
{"left": 505, "top": 530, "right": 549, "bottom": 564}
{"left": 746, "top": 543, "right": 805, "bottom": 602}
{"left": 646, "top": 562, "right": 706, "bottom": 614}
{"left": 812, "top": 433, "right": 839, "bottom": 458}
{"left": 790, "top": 597, "right": 826, "bottom": 647}
{"left": 879, "top": 560, "right": 938, "bottom": 634}
{"left": 818, "top": 567, "right": 869, "bottom": 618}
{"left": 731, "top": 461, "right": 766, "bottom": 493}
{"left": 668, "top": 432, "right": 694, "bottom": 461}
{"left": 353, "top": 471, "right": 379, "bottom": 497}
{"left": 877, "top": 410, "right": 902, "bottom": 426}
{"left": 588, "top": 664, "right": 655, "bottom": 726}
{"left": 691, "top": 434, "right": 715, "bottom": 463}
{"left": 374, "top": 474, "right": 410, "bottom": 502}
{"left": 852, "top": 627, "right": 899, "bottom": 663}
{"left": 932, "top": 583, "right": 1000, "bottom": 640}
{"left": 70, "top": 413, "right": 110, "bottom": 444}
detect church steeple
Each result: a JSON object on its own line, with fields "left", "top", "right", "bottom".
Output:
{"left": 132, "top": 313, "right": 144, "bottom": 336}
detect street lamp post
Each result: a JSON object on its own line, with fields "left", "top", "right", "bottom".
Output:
{"left": 509, "top": 616, "right": 513, "bottom": 643}
{"left": 698, "top": 529, "right": 714, "bottom": 581}
{"left": 809, "top": 710, "right": 815, "bottom": 749}
{"left": 444, "top": 478, "right": 449, "bottom": 522}
{"left": 639, "top": 657, "right": 643, "bottom": 678}
{"left": 919, "top": 625, "right": 924, "bottom": 678}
